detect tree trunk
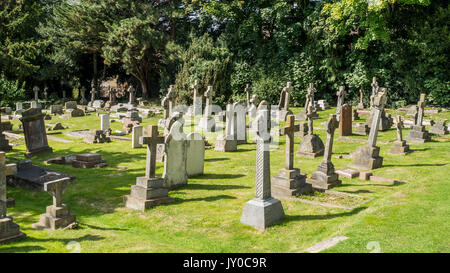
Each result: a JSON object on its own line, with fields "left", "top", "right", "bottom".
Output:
{"left": 139, "top": 78, "right": 149, "bottom": 99}
{"left": 93, "top": 52, "right": 98, "bottom": 88}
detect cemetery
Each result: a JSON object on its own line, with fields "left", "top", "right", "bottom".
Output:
{"left": 0, "top": 0, "right": 449, "bottom": 254}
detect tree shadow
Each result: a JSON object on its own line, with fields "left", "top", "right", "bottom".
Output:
{"left": 175, "top": 194, "right": 236, "bottom": 203}
{"left": 198, "top": 173, "right": 246, "bottom": 180}
{"left": 409, "top": 148, "right": 430, "bottom": 152}
{"left": 284, "top": 207, "right": 366, "bottom": 223}
{"left": 25, "top": 234, "right": 105, "bottom": 244}
{"left": 339, "top": 189, "right": 373, "bottom": 194}
{"left": 205, "top": 157, "right": 230, "bottom": 162}
{"left": 80, "top": 224, "right": 128, "bottom": 231}
{"left": 184, "top": 183, "right": 250, "bottom": 191}
{"left": 0, "top": 245, "right": 46, "bottom": 253}
{"left": 383, "top": 163, "right": 447, "bottom": 168}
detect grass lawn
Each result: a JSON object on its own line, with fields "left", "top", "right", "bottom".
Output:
{"left": 1, "top": 106, "right": 449, "bottom": 253}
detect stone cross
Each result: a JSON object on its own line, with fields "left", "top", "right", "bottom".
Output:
{"left": 44, "top": 177, "right": 71, "bottom": 208}
{"left": 192, "top": 80, "right": 201, "bottom": 116}
{"left": 128, "top": 85, "right": 136, "bottom": 105}
{"left": 323, "top": 114, "right": 339, "bottom": 163}
{"left": 204, "top": 86, "right": 214, "bottom": 118}
{"left": 166, "top": 85, "right": 177, "bottom": 115}
{"left": 161, "top": 96, "right": 170, "bottom": 120}
{"left": 284, "top": 82, "right": 293, "bottom": 110}
{"left": 33, "top": 86, "right": 40, "bottom": 102}
{"left": 280, "top": 115, "right": 297, "bottom": 170}
{"left": 307, "top": 105, "right": 314, "bottom": 135}
{"left": 90, "top": 81, "right": 97, "bottom": 103}
{"left": 245, "top": 84, "right": 251, "bottom": 108}
{"left": 1, "top": 152, "right": 17, "bottom": 217}
{"left": 367, "top": 87, "right": 387, "bottom": 147}
{"left": 140, "top": 125, "right": 164, "bottom": 178}
{"left": 254, "top": 101, "right": 272, "bottom": 200}
{"left": 336, "top": 86, "right": 345, "bottom": 119}
{"left": 396, "top": 115, "right": 404, "bottom": 141}
{"left": 416, "top": 93, "right": 426, "bottom": 126}
{"left": 304, "top": 83, "right": 316, "bottom": 112}
{"left": 370, "top": 77, "right": 379, "bottom": 108}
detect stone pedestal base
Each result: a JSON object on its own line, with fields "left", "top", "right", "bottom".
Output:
{"left": 272, "top": 168, "right": 312, "bottom": 198}
{"left": 348, "top": 145, "right": 383, "bottom": 170}
{"left": 0, "top": 217, "right": 26, "bottom": 243}
{"left": 198, "top": 117, "right": 216, "bottom": 132}
{"left": 25, "top": 146, "right": 53, "bottom": 157}
{"left": 296, "top": 134, "right": 324, "bottom": 158}
{"left": 406, "top": 126, "right": 431, "bottom": 143}
{"left": 124, "top": 177, "right": 174, "bottom": 211}
{"left": 214, "top": 135, "right": 237, "bottom": 152}
{"left": 295, "top": 110, "right": 319, "bottom": 121}
{"left": 32, "top": 205, "right": 76, "bottom": 230}
{"left": 389, "top": 140, "right": 410, "bottom": 155}
{"left": 240, "top": 198, "right": 285, "bottom": 230}
{"left": 306, "top": 161, "right": 341, "bottom": 190}
{"left": 354, "top": 124, "right": 370, "bottom": 136}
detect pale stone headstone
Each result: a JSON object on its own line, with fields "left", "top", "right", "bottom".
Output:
{"left": 357, "top": 88, "right": 365, "bottom": 109}
{"left": 32, "top": 177, "right": 77, "bottom": 230}
{"left": 272, "top": 115, "right": 312, "bottom": 198}
{"left": 307, "top": 114, "right": 342, "bottom": 189}
{"left": 297, "top": 106, "right": 324, "bottom": 158}
{"left": 241, "top": 101, "right": 285, "bottom": 230}
{"left": 100, "top": 114, "right": 110, "bottom": 132}
{"left": 124, "top": 125, "right": 173, "bottom": 211}
{"left": 215, "top": 104, "right": 237, "bottom": 152}
{"left": 192, "top": 80, "right": 202, "bottom": 116}
{"left": 0, "top": 114, "right": 12, "bottom": 152}
{"left": 245, "top": 84, "right": 251, "bottom": 108}
{"left": 20, "top": 108, "right": 53, "bottom": 157}
{"left": 429, "top": 120, "right": 448, "bottom": 135}
{"left": 186, "top": 133, "right": 205, "bottom": 177}
{"left": 132, "top": 125, "right": 143, "bottom": 149}
{"left": 198, "top": 86, "right": 216, "bottom": 132}
{"left": 295, "top": 83, "right": 319, "bottom": 120}
{"left": 50, "top": 105, "right": 64, "bottom": 115}
{"left": 128, "top": 84, "right": 136, "bottom": 106}
{"left": 233, "top": 102, "right": 247, "bottom": 144}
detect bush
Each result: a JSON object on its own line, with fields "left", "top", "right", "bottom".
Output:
{"left": 0, "top": 76, "right": 26, "bottom": 107}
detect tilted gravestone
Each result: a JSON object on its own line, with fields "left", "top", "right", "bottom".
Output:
{"left": 32, "top": 177, "right": 77, "bottom": 230}
{"left": 307, "top": 114, "right": 342, "bottom": 189}
{"left": 50, "top": 105, "right": 64, "bottom": 115}
{"left": 389, "top": 115, "right": 410, "bottom": 155}
{"left": 241, "top": 101, "right": 285, "bottom": 230}
{"left": 272, "top": 115, "right": 312, "bottom": 198}
{"left": 124, "top": 125, "right": 174, "bottom": 211}
{"left": 339, "top": 104, "right": 352, "bottom": 136}
{"left": 0, "top": 152, "right": 26, "bottom": 243}
{"left": 296, "top": 106, "right": 325, "bottom": 158}
{"left": 20, "top": 108, "right": 53, "bottom": 157}
{"left": 349, "top": 88, "right": 387, "bottom": 170}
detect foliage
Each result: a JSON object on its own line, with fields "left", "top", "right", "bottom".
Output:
{"left": 0, "top": 75, "right": 26, "bottom": 107}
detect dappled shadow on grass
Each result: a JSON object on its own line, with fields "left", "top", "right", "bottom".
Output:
{"left": 80, "top": 224, "right": 128, "bottom": 231}
{"left": 339, "top": 189, "right": 373, "bottom": 194}
{"left": 284, "top": 207, "right": 366, "bottom": 223}
{"left": 25, "top": 234, "right": 105, "bottom": 245}
{"left": 0, "top": 245, "right": 46, "bottom": 253}
{"left": 205, "top": 157, "right": 230, "bottom": 162}
{"left": 184, "top": 183, "right": 250, "bottom": 191}
{"left": 409, "top": 148, "right": 430, "bottom": 152}
{"left": 174, "top": 194, "right": 236, "bottom": 203}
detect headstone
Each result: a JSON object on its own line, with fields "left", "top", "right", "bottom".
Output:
{"left": 352, "top": 109, "right": 360, "bottom": 121}
{"left": 127, "top": 84, "right": 137, "bottom": 106}
{"left": 198, "top": 86, "right": 216, "bottom": 132}
{"left": 335, "top": 169, "right": 359, "bottom": 179}
{"left": 296, "top": 106, "right": 325, "bottom": 158}
{"left": 215, "top": 104, "right": 238, "bottom": 152}
{"left": 406, "top": 94, "right": 431, "bottom": 143}
{"left": 89, "top": 81, "right": 97, "bottom": 106}
{"left": 83, "top": 129, "right": 110, "bottom": 144}
{"left": 14, "top": 102, "right": 24, "bottom": 115}
{"left": 234, "top": 102, "right": 247, "bottom": 144}
{"left": 0, "top": 152, "right": 26, "bottom": 243}
{"left": 335, "top": 86, "right": 346, "bottom": 122}
{"left": 272, "top": 115, "right": 312, "bottom": 198}
{"left": 278, "top": 82, "right": 293, "bottom": 121}
{"left": 357, "top": 88, "right": 365, "bottom": 109}
{"left": 64, "top": 101, "right": 77, "bottom": 110}
{"left": 20, "top": 108, "right": 53, "bottom": 157}
{"left": 132, "top": 125, "right": 143, "bottom": 149}
{"left": 317, "top": 99, "right": 330, "bottom": 111}
{"left": 92, "top": 100, "right": 105, "bottom": 109}
{"left": 429, "top": 120, "right": 448, "bottom": 135}
{"left": 162, "top": 114, "right": 188, "bottom": 189}
{"left": 66, "top": 108, "right": 85, "bottom": 117}
{"left": 354, "top": 123, "right": 370, "bottom": 136}
{"left": 339, "top": 104, "right": 352, "bottom": 136}
{"left": 79, "top": 87, "right": 88, "bottom": 105}
{"left": 0, "top": 115, "right": 12, "bottom": 152}
{"left": 349, "top": 88, "right": 387, "bottom": 170}
{"left": 33, "top": 86, "right": 40, "bottom": 102}
{"left": 389, "top": 115, "right": 410, "bottom": 155}
{"left": 72, "top": 153, "right": 106, "bottom": 168}
{"left": 192, "top": 80, "right": 202, "bottom": 116}
{"left": 124, "top": 125, "right": 174, "bottom": 211}
{"left": 100, "top": 114, "right": 110, "bottom": 132}
{"left": 307, "top": 114, "right": 342, "bottom": 189}
{"left": 32, "top": 178, "right": 77, "bottom": 230}
{"left": 241, "top": 101, "right": 285, "bottom": 230}
{"left": 50, "top": 105, "right": 64, "bottom": 115}
{"left": 126, "top": 110, "right": 142, "bottom": 123}
{"left": 366, "top": 77, "right": 393, "bottom": 131}
{"left": 186, "top": 133, "right": 205, "bottom": 177}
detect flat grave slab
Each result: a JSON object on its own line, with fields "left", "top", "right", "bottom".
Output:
{"left": 336, "top": 169, "right": 360, "bottom": 179}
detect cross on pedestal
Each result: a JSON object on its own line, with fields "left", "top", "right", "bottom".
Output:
{"left": 396, "top": 115, "right": 404, "bottom": 141}
{"left": 280, "top": 115, "right": 298, "bottom": 170}
{"left": 417, "top": 93, "right": 426, "bottom": 126}
{"left": 44, "top": 177, "right": 71, "bottom": 208}
{"left": 204, "top": 86, "right": 214, "bottom": 118}
{"left": 304, "top": 83, "right": 315, "bottom": 112}
{"left": 284, "top": 82, "right": 293, "bottom": 110}
{"left": 140, "top": 125, "right": 164, "bottom": 178}
{"left": 368, "top": 88, "right": 387, "bottom": 147}
{"left": 192, "top": 80, "right": 200, "bottom": 96}
{"left": 255, "top": 101, "right": 272, "bottom": 200}
{"left": 323, "top": 114, "right": 339, "bottom": 163}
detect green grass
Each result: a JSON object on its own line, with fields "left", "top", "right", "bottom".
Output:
{"left": 1, "top": 106, "right": 449, "bottom": 253}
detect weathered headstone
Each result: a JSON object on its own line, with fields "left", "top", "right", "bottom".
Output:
{"left": 127, "top": 84, "right": 137, "bottom": 106}
{"left": 241, "top": 101, "right": 285, "bottom": 230}
{"left": 296, "top": 106, "right": 325, "bottom": 158}
{"left": 72, "top": 153, "right": 106, "bottom": 168}
{"left": 100, "top": 114, "right": 110, "bottom": 132}
{"left": 429, "top": 120, "right": 448, "bottom": 135}
{"left": 83, "top": 129, "right": 110, "bottom": 144}
{"left": 245, "top": 84, "right": 251, "bottom": 108}
{"left": 66, "top": 108, "right": 85, "bottom": 117}
{"left": 186, "top": 133, "right": 205, "bottom": 177}
{"left": 234, "top": 102, "right": 247, "bottom": 144}
{"left": 296, "top": 83, "right": 319, "bottom": 120}
{"left": 124, "top": 125, "right": 174, "bottom": 211}
{"left": 349, "top": 88, "right": 387, "bottom": 170}
{"left": 65, "top": 101, "right": 77, "bottom": 110}
{"left": 406, "top": 94, "right": 431, "bottom": 143}
{"left": 132, "top": 125, "right": 143, "bottom": 149}
{"left": 198, "top": 86, "right": 216, "bottom": 132}
{"left": 335, "top": 86, "right": 346, "bottom": 122}
{"left": 0, "top": 152, "right": 25, "bottom": 243}
{"left": 389, "top": 116, "right": 410, "bottom": 155}
{"left": 79, "top": 87, "right": 88, "bottom": 105}
{"left": 272, "top": 115, "right": 312, "bottom": 198}
{"left": 307, "top": 114, "right": 342, "bottom": 189}
{"left": 32, "top": 178, "right": 77, "bottom": 230}
{"left": 92, "top": 100, "right": 105, "bottom": 109}
{"left": 14, "top": 102, "right": 24, "bottom": 115}
{"left": 89, "top": 81, "right": 97, "bottom": 106}
{"left": 50, "top": 105, "right": 64, "bottom": 115}
{"left": 278, "top": 82, "right": 293, "bottom": 121}
{"left": 317, "top": 99, "right": 330, "bottom": 111}
{"left": 215, "top": 104, "right": 237, "bottom": 152}
{"left": 20, "top": 108, "right": 53, "bottom": 157}
{"left": 339, "top": 104, "right": 352, "bottom": 136}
